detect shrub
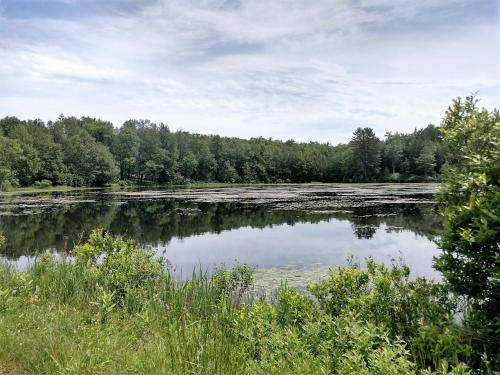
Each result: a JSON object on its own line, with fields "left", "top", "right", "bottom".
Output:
{"left": 212, "top": 264, "right": 254, "bottom": 301}
{"left": 34, "top": 179, "right": 52, "bottom": 188}
{"left": 436, "top": 96, "right": 499, "bottom": 368}
{"left": 307, "top": 262, "right": 370, "bottom": 316}
{"left": 388, "top": 172, "right": 402, "bottom": 182}
{"left": 73, "top": 229, "right": 163, "bottom": 304}
{"left": 307, "top": 259, "right": 468, "bottom": 370}
{"left": 0, "top": 232, "right": 486, "bottom": 374}
{"left": 0, "top": 167, "right": 18, "bottom": 191}
{"left": 276, "top": 286, "right": 316, "bottom": 328}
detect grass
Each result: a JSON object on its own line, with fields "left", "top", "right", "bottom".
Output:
{"left": 0, "top": 230, "right": 493, "bottom": 374}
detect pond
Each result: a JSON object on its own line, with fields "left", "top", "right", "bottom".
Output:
{"left": 0, "top": 183, "right": 442, "bottom": 287}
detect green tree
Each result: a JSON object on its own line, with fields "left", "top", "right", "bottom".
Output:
{"left": 435, "top": 96, "right": 499, "bottom": 366}
{"left": 0, "top": 115, "right": 449, "bottom": 187}
{"left": 114, "top": 121, "right": 139, "bottom": 180}
{"left": 217, "top": 160, "right": 239, "bottom": 183}
{"left": 93, "top": 143, "right": 119, "bottom": 186}
{"left": 195, "top": 143, "right": 216, "bottom": 181}
{"left": 64, "top": 130, "right": 118, "bottom": 186}
{"left": 383, "top": 132, "right": 405, "bottom": 173}
{"left": 416, "top": 144, "right": 436, "bottom": 177}
{"left": 179, "top": 152, "right": 198, "bottom": 180}
{"left": 0, "top": 136, "right": 24, "bottom": 189}
{"left": 82, "top": 117, "right": 115, "bottom": 149}
{"left": 350, "top": 127, "right": 381, "bottom": 181}
{"left": 157, "top": 124, "right": 178, "bottom": 183}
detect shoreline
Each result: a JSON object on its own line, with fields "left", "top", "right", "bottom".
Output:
{"left": 1, "top": 180, "right": 440, "bottom": 196}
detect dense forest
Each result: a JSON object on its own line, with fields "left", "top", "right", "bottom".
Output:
{"left": 0, "top": 115, "right": 447, "bottom": 189}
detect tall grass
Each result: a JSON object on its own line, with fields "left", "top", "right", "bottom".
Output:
{"left": 0, "top": 262, "right": 247, "bottom": 374}
{"left": 0, "top": 230, "right": 493, "bottom": 374}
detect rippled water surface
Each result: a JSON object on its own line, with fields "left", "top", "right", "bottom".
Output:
{"left": 0, "top": 183, "right": 442, "bottom": 284}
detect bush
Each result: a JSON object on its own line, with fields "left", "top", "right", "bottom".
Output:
{"left": 436, "top": 96, "right": 499, "bottom": 368}
{"left": 34, "top": 179, "right": 53, "bottom": 188}
{"left": 388, "top": 172, "right": 402, "bottom": 182}
{"left": 212, "top": 264, "right": 254, "bottom": 302}
{"left": 73, "top": 229, "right": 164, "bottom": 305}
{"left": 0, "top": 167, "right": 18, "bottom": 191}
{"left": 0, "top": 232, "right": 487, "bottom": 374}
{"left": 276, "top": 286, "right": 316, "bottom": 328}
{"left": 307, "top": 259, "right": 468, "bottom": 370}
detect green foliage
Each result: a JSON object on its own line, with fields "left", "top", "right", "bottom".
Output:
{"left": 0, "top": 231, "right": 484, "bottom": 373}
{"left": 307, "top": 259, "right": 466, "bottom": 370}
{"left": 0, "top": 135, "right": 23, "bottom": 190}
{"left": 212, "top": 264, "right": 254, "bottom": 301}
{"left": 276, "top": 286, "right": 315, "bottom": 327}
{"left": 0, "top": 167, "right": 17, "bottom": 191}
{"left": 435, "top": 95, "right": 499, "bottom": 368}
{"left": 63, "top": 128, "right": 118, "bottom": 186}
{"left": 0, "top": 115, "right": 447, "bottom": 189}
{"left": 73, "top": 229, "right": 163, "bottom": 303}
{"left": 417, "top": 144, "right": 437, "bottom": 177}
{"left": 33, "top": 179, "right": 52, "bottom": 188}
{"left": 308, "top": 262, "right": 370, "bottom": 316}
{"left": 388, "top": 172, "right": 402, "bottom": 182}
{"left": 350, "top": 127, "right": 382, "bottom": 181}
{"left": 384, "top": 125, "right": 445, "bottom": 182}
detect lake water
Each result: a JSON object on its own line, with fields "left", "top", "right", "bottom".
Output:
{"left": 0, "top": 183, "right": 442, "bottom": 286}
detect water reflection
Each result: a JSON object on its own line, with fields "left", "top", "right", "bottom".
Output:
{"left": 1, "top": 194, "right": 440, "bottom": 259}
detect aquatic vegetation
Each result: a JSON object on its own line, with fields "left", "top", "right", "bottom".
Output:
{"left": 0, "top": 183, "right": 440, "bottom": 261}
{"left": 0, "top": 230, "right": 492, "bottom": 374}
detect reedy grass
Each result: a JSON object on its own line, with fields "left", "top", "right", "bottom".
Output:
{"left": 0, "top": 230, "right": 493, "bottom": 374}
{"left": 0, "top": 262, "right": 246, "bottom": 374}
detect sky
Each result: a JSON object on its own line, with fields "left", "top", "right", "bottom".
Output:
{"left": 0, "top": 0, "right": 499, "bottom": 143}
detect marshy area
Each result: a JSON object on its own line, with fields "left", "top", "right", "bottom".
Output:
{"left": 1, "top": 183, "right": 440, "bottom": 286}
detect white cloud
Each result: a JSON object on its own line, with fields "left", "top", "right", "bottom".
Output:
{"left": 0, "top": 0, "right": 498, "bottom": 143}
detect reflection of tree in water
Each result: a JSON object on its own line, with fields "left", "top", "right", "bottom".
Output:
{"left": 0, "top": 198, "right": 441, "bottom": 259}
{"left": 352, "top": 224, "right": 377, "bottom": 239}
{"left": 346, "top": 204, "right": 441, "bottom": 239}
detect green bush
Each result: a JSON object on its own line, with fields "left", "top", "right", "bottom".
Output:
{"left": 436, "top": 96, "right": 499, "bottom": 368}
{"left": 212, "top": 264, "right": 254, "bottom": 302}
{"left": 34, "top": 179, "right": 53, "bottom": 188}
{"left": 0, "top": 232, "right": 489, "bottom": 374}
{"left": 73, "top": 229, "right": 163, "bottom": 304}
{"left": 388, "top": 172, "right": 402, "bottom": 182}
{"left": 276, "top": 286, "right": 316, "bottom": 328}
{"left": 307, "top": 259, "right": 469, "bottom": 370}
{"left": 0, "top": 167, "right": 18, "bottom": 191}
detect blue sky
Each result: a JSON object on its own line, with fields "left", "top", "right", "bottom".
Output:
{"left": 0, "top": 0, "right": 498, "bottom": 142}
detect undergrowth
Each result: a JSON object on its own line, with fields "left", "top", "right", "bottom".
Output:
{"left": 0, "top": 230, "right": 495, "bottom": 374}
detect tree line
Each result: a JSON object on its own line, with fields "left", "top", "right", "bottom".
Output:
{"left": 0, "top": 114, "right": 448, "bottom": 189}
